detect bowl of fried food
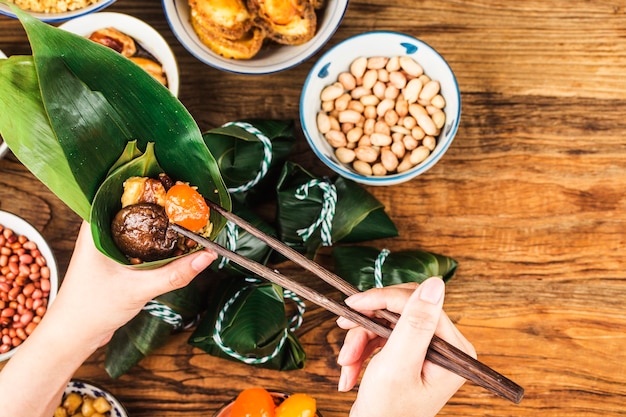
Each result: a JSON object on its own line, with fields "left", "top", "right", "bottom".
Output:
{"left": 56, "top": 379, "right": 129, "bottom": 417}
{"left": 300, "top": 31, "right": 461, "bottom": 186}
{"left": 162, "top": 0, "right": 349, "bottom": 75}
{"left": 59, "top": 12, "right": 179, "bottom": 96}
{"left": 213, "top": 387, "right": 322, "bottom": 417}
{"left": 0, "top": 0, "right": 116, "bottom": 23}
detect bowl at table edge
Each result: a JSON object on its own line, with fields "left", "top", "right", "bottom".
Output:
{"left": 0, "top": 0, "right": 115, "bottom": 23}
{"left": 0, "top": 48, "right": 7, "bottom": 160}
{"left": 58, "top": 11, "right": 180, "bottom": 97}
{"left": 62, "top": 379, "right": 129, "bottom": 417}
{"left": 299, "top": 31, "right": 461, "bottom": 186}
{"left": 162, "top": 0, "right": 349, "bottom": 75}
{"left": 213, "top": 391, "right": 323, "bottom": 417}
{"left": 0, "top": 210, "right": 59, "bottom": 362}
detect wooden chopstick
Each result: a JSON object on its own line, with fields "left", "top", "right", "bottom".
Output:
{"left": 172, "top": 203, "right": 524, "bottom": 404}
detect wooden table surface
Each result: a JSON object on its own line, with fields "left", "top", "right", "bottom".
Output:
{"left": 2, "top": 1, "right": 626, "bottom": 416}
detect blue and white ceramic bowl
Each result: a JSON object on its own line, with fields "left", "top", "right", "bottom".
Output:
{"left": 0, "top": 0, "right": 116, "bottom": 23}
{"left": 162, "top": 0, "right": 349, "bottom": 75}
{"left": 300, "top": 31, "right": 461, "bottom": 186}
{"left": 63, "top": 380, "right": 129, "bottom": 417}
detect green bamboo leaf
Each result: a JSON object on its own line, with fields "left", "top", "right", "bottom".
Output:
{"left": 0, "top": 56, "right": 91, "bottom": 218}
{"left": 332, "top": 246, "right": 458, "bottom": 292}
{"left": 3, "top": 6, "right": 231, "bottom": 227}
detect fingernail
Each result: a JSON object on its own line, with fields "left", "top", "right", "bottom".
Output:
{"left": 191, "top": 252, "right": 214, "bottom": 272}
{"left": 338, "top": 367, "right": 349, "bottom": 392}
{"left": 418, "top": 278, "right": 444, "bottom": 304}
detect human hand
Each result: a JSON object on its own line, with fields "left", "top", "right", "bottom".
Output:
{"left": 53, "top": 221, "right": 217, "bottom": 349}
{"left": 336, "top": 278, "right": 476, "bottom": 417}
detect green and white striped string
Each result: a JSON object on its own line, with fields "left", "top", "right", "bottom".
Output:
{"left": 222, "top": 121, "right": 273, "bottom": 193}
{"left": 142, "top": 300, "right": 183, "bottom": 329}
{"left": 212, "top": 278, "right": 306, "bottom": 364}
{"left": 374, "top": 248, "right": 391, "bottom": 288}
{"left": 295, "top": 179, "right": 337, "bottom": 246}
{"left": 217, "top": 221, "right": 239, "bottom": 269}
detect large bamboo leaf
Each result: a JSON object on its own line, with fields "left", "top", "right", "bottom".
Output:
{"left": 2, "top": 7, "right": 231, "bottom": 228}
{"left": 0, "top": 56, "right": 91, "bottom": 218}
{"left": 332, "top": 246, "right": 458, "bottom": 292}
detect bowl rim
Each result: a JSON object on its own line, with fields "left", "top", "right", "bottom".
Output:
{"left": 0, "top": 210, "right": 59, "bottom": 362}
{"left": 162, "top": 0, "right": 350, "bottom": 75}
{"left": 64, "top": 379, "right": 129, "bottom": 417}
{"left": 299, "top": 30, "right": 461, "bottom": 186}
{"left": 58, "top": 11, "right": 180, "bottom": 97}
{"left": 0, "top": 0, "right": 116, "bottom": 23}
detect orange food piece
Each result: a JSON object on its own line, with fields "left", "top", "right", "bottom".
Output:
{"left": 164, "top": 183, "right": 210, "bottom": 232}
{"left": 275, "top": 393, "right": 316, "bottom": 417}
{"left": 231, "top": 388, "right": 276, "bottom": 417}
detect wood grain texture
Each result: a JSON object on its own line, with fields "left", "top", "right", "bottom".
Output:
{"left": 2, "top": 0, "right": 626, "bottom": 415}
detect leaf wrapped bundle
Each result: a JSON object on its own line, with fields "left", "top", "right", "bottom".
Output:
{"left": 333, "top": 246, "right": 458, "bottom": 291}
{"left": 202, "top": 119, "right": 296, "bottom": 204}
{"left": 211, "top": 201, "right": 278, "bottom": 276}
{"left": 0, "top": 7, "right": 230, "bottom": 266}
{"left": 189, "top": 276, "right": 306, "bottom": 371}
{"left": 276, "top": 162, "right": 398, "bottom": 258}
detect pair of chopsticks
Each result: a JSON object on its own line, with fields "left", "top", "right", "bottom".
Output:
{"left": 170, "top": 200, "right": 524, "bottom": 404}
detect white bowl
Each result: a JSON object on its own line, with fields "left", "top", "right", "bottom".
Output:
{"left": 0, "top": 48, "right": 8, "bottom": 160}
{"left": 0, "top": 0, "right": 115, "bottom": 23}
{"left": 62, "top": 379, "right": 129, "bottom": 417}
{"left": 162, "top": 0, "right": 349, "bottom": 75}
{"left": 300, "top": 31, "right": 461, "bottom": 186}
{"left": 0, "top": 210, "right": 59, "bottom": 362}
{"left": 59, "top": 12, "right": 180, "bottom": 96}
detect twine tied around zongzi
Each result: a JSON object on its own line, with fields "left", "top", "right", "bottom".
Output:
{"left": 374, "top": 248, "right": 391, "bottom": 288}
{"left": 142, "top": 300, "right": 184, "bottom": 329}
{"left": 222, "top": 121, "right": 273, "bottom": 194}
{"left": 295, "top": 179, "right": 337, "bottom": 246}
{"left": 212, "top": 278, "right": 306, "bottom": 365}
{"left": 217, "top": 221, "right": 239, "bottom": 269}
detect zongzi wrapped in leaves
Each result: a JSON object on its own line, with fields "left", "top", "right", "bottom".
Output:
{"left": 202, "top": 119, "right": 296, "bottom": 205}
{"left": 189, "top": 276, "right": 306, "bottom": 371}
{"left": 276, "top": 162, "right": 398, "bottom": 258}
{"left": 332, "top": 246, "right": 458, "bottom": 291}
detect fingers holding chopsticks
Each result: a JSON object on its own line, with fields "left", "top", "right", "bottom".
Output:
{"left": 336, "top": 278, "right": 477, "bottom": 417}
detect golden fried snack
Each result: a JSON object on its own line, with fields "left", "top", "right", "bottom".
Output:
{"left": 191, "top": 14, "right": 265, "bottom": 59}
{"left": 247, "top": 0, "right": 317, "bottom": 45}
{"left": 189, "top": 0, "right": 254, "bottom": 40}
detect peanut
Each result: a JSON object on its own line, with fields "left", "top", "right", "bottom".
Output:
{"left": 0, "top": 223, "right": 52, "bottom": 353}
{"left": 318, "top": 55, "right": 446, "bottom": 176}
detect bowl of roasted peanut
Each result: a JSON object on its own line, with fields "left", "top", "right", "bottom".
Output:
{"left": 300, "top": 31, "right": 461, "bottom": 186}
{"left": 59, "top": 12, "right": 179, "bottom": 96}
{"left": 56, "top": 379, "right": 129, "bottom": 417}
{"left": 0, "top": 210, "right": 58, "bottom": 362}
{"left": 0, "top": 0, "right": 116, "bottom": 23}
{"left": 162, "top": 0, "right": 349, "bottom": 75}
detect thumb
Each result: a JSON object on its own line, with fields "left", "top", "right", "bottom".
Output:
{"left": 143, "top": 250, "right": 217, "bottom": 297}
{"left": 378, "top": 277, "right": 445, "bottom": 371}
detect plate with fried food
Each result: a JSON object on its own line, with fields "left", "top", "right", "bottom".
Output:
{"left": 162, "top": 0, "right": 349, "bottom": 74}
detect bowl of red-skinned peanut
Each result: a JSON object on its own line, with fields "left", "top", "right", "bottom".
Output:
{"left": 0, "top": 210, "right": 58, "bottom": 362}
{"left": 300, "top": 31, "right": 461, "bottom": 186}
